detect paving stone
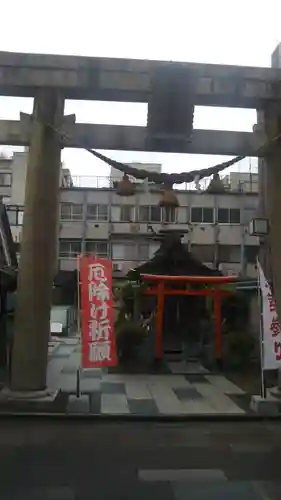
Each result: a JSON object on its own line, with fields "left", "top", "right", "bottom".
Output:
{"left": 80, "top": 378, "right": 101, "bottom": 393}
{"left": 148, "top": 383, "right": 184, "bottom": 414}
{"left": 101, "top": 382, "right": 126, "bottom": 394}
{"left": 101, "top": 394, "right": 130, "bottom": 414}
{"left": 66, "top": 395, "right": 90, "bottom": 414}
{"left": 128, "top": 398, "right": 159, "bottom": 416}
{"left": 139, "top": 469, "right": 227, "bottom": 481}
{"left": 228, "top": 394, "right": 252, "bottom": 413}
{"left": 81, "top": 368, "right": 102, "bottom": 379}
{"left": 61, "top": 338, "right": 79, "bottom": 345}
{"left": 59, "top": 374, "right": 101, "bottom": 394}
{"left": 89, "top": 392, "right": 101, "bottom": 414}
{"left": 47, "top": 358, "right": 69, "bottom": 389}
{"left": 180, "top": 399, "right": 222, "bottom": 415}
{"left": 194, "top": 382, "right": 246, "bottom": 414}
{"left": 173, "top": 387, "right": 203, "bottom": 401}
{"left": 173, "top": 481, "right": 261, "bottom": 500}
{"left": 48, "top": 342, "right": 60, "bottom": 355}
{"left": 62, "top": 364, "right": 80, "bottom": 375}
{"left": 185, "top": 374, "right": 209, "bottom": 383}
{"left": 146, "top": 375, "right": 192, "bottom": 389}
{"left": 145, "top": 375, "right": 190, "bottom": 385}
{"left": 101, "top": 373, "right": 129, "bottom": 382}
{"left": 53, "top": 345, "right": 76, "bottom": 358}
{"left": 206, "top": 375, "right": 246, "bottom": 395}
{"left": 125, "top": 380, "right": 152, "bottom": 399}
{"left": 61, "top": 352, "right": 81, "bottom": 374}
{"left": 59, "top": 374, "right": 77, "bottom": 393}
{"left": 169, "top": 361, "right": 209, "bottom": 375}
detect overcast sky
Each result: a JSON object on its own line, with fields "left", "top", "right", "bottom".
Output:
{"left": 0, "top": 0, "right": 280, "bottom": 180}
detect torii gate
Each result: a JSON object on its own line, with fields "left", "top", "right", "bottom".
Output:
{"left": 0, "top": 45, "right": 280, "bottom": 391}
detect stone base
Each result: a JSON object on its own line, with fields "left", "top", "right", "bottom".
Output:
{"left": 250, "top": 394, "right": 281, "bottom": 416}
{"left": 0, "top": 387, "right": 59, "bottom": 402}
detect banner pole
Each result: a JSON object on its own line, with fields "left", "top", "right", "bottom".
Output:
{"left": 77, "top": 254, "right": 81, "bottom": 338}
{"left": 257, "top": 259, "right": 267, "bottom": 399}
{"left": 77, "top": 254, "right": 82, "bottom": 382}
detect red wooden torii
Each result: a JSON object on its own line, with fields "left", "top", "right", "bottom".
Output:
{"left": 141, "top": 273, "right": 237, "bottom": 362}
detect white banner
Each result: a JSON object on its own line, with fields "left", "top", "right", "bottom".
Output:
{"left": 257, "top": 260, "right": 281, "bottom": 370}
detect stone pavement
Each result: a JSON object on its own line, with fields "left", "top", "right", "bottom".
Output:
{"left": 0, "top": 336, "right": 261, "bottom": 416}
{"left": 1, "top": 419, "right": 281, "bottom": 498}
{"left": 50, "top": 337, "right": 249, "bottom": 416}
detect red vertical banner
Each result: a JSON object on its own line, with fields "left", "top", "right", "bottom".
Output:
{"left": 80, "top": 255, "right": 117, "bottom": 368}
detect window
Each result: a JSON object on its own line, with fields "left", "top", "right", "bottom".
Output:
{"left": 191, "top": 244, "right": 215, "bottom": 262}
{"left": 245, "top": 245, "right": 259, "bottom": 264}
{"left": 217, "top": 208, "right": 240, "bottom": 224}
{"left": 151, "top": 206, "right": 162, "bottom": 222}
{"left": 139, "top": 243, "right": 149, "bottom": 260}
{"left": 217, "top": 208, "right": 228, "bottom": 224}
{"left": 120, "top": 205, "right": 133, "bottom": 222}
{"left": 0, "top": 173, "right": 11, "bottom": 186}
{"left": 87, "top": 204, "right": 108, "bottom": 221}
{"left": 112, "top": 243, "right": 124, "bottom": 260}
{"left": 85, "top": 241, "right": 108, "bottom": 257}
{"left": 123, "top": 242, "right": 136, "bottom": 260}
{"left": 6, "top": 206, "right": 24, "bottom": 226}
{"left": 218, "top": 245, "right": 241, "bottom": 263}
{"left": 60, "top": 203, "right": 83, "bottom": 221}
{"left": 191, "top": 207, "right": 214, "bottom": 223}
{"left": 162, "top": 206, "right": 177, "bottom": 223}
{"left": 59, "top": 240, "right": 81, "bottom": 258}
{"left": 138, "top": 206, "right": 161, "bottom": 222}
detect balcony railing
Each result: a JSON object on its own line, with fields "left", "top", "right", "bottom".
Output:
{"left": 61, "top": 173, "right": 258, "bottom": 193}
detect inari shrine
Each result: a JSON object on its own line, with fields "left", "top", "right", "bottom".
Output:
{"left": 141, "top": 273, "right": 235, "bottom": 362}
{"left": 129, "top": 232, "right": 237, "bottom": 366}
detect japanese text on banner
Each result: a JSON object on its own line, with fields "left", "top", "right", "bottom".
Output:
{"left": 80, "top": 256, "right": 117, "bottom": 368}
{"left": 257, "top": 260, "right": 281, "bottom": 370}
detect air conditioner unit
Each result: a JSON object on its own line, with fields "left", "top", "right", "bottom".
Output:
{"left": 130, "top": 223, "right": 140, "bottom": 233}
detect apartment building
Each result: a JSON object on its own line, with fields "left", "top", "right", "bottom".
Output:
{"left": 0, "top": 153, "right": 260, "bottom": 278}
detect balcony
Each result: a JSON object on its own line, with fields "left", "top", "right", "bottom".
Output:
{"left": 60, "top": 175, "right": 213, "bottom": 192}
{"left": 60, "top": 172, "right": 259, "bottom": 194}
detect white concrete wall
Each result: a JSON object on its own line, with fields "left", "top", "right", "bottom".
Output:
{"left": 10, "top": 152, "right": 27, "bottom": 205}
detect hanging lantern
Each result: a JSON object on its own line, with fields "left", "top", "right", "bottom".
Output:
{"left": 158, "top": 185, "right": 179, "bottom": 207}
{"left": 116, "top": 174, "right": 136, "bottom": 196}
{"left": 207, "top": 173, "right": 226, "bottom": 194}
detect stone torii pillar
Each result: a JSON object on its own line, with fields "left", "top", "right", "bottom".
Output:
{"left": 262, "top": 45, "right": 281, "bottom": 322}
{"left": 10, "top": 89, "right": 72, "bottom": 392}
